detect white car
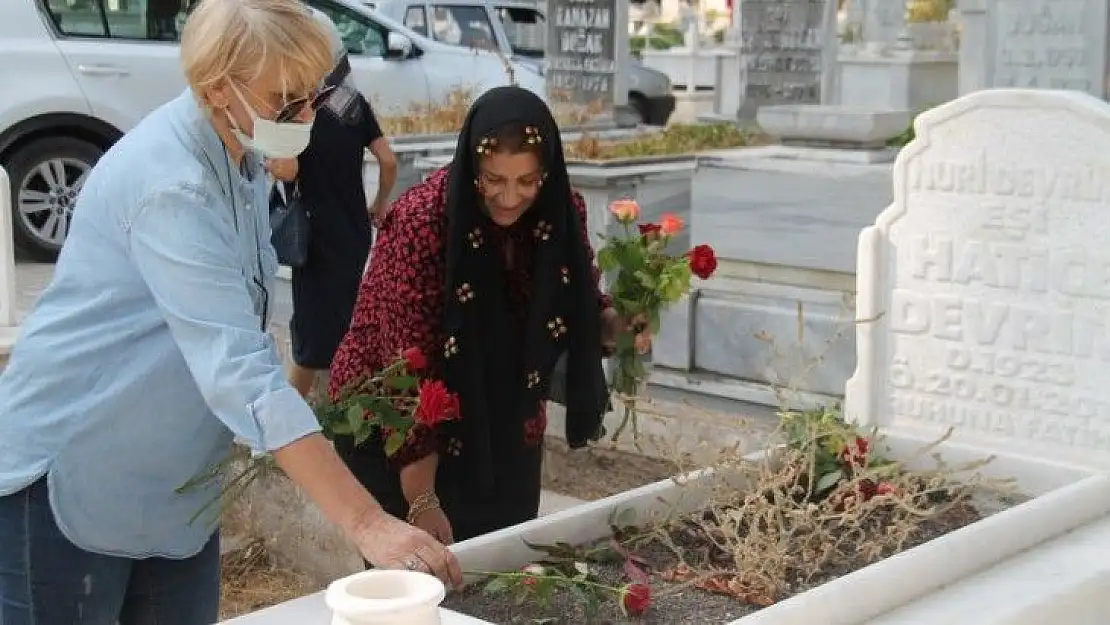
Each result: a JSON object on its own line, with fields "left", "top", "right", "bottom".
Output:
{"left": 372, "top": 0, "right": 676, "bottom": 125}
{"left": 0, "top": 0, "right": 543, "bottom": 259}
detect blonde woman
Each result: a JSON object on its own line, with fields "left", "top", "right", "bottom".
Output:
{"left": 0, "top": 0, "right": 459, "bottom": 622}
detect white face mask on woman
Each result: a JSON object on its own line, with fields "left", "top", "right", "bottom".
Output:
{"left": 226, "top": 83, "right": 315, "bottom": 160}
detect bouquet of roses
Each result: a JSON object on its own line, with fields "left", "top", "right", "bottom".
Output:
{"left": 178, "top": 347, "right": 460, "bottom": 526}
{"left": 596, "top": 199, "right": 718, "bottom": 446}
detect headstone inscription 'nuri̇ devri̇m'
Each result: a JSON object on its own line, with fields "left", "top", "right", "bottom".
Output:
{"left": 546, "top": 0, "right": 619, "bottom": 111}
{"left": 846, "top": 89, "right": 1110, "bottom": 466}
{"left": 738, "top": 0, "right": 828, "bottom": 117}
{"left": 992, "top": 0, "right": 1108, "bottom": 96}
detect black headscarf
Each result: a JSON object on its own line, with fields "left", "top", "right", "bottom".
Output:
{"left": 441, "top": 86, "right": 608, "bottom": 492}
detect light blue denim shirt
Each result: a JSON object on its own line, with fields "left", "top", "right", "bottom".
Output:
{"left": 0, "top": 89, "right": 322, "bottom": 559}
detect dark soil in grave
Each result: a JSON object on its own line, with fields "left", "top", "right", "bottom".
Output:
{"left": 541, "top": 436, "right": 681, "bottom": 501}
{"left": 442, "top": 499, "right": 983, "bottom": 624}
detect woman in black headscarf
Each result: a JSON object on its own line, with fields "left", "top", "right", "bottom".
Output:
{"left": 329, "top": 86, "right": 648, "bottom": 543}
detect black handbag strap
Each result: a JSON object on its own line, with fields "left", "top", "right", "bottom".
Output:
{"left": 273, "top": 180, "right": 309, "bottom": 217}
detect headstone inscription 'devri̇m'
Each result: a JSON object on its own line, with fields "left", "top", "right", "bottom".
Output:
{"left": 546, "top": 0, "right": 624, "bottom": 114}
{"left": 846, "top": 89, "right": 1110, "bottom": 467}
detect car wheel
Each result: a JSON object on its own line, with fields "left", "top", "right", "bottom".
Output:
{"left": 5, "top": 136, "right": 102, "bottom": 262}
{"left": 629, "top": 93, "right": 651, "bottom": 126}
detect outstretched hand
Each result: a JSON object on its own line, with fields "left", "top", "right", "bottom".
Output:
{"left": 351, "top": 510, "right": 463, "bottom": 589}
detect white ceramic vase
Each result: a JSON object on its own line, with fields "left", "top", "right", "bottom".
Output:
{"left": 325, "top": 570, "right": 446, "bottom": 625}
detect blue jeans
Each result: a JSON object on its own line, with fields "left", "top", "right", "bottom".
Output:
{"left": 0, "top": 477, "right": 220, "bottom": 625}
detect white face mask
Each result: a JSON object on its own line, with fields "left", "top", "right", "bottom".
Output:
{"left": 227, "top": 83, "right": 314, "bottom": 160}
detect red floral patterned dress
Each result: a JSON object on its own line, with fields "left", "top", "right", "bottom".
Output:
{"left": 328, "top": 167, "right": 611, "bottom": 537}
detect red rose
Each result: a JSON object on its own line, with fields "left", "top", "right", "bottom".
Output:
{"left": 402, "top": 347, "right": 427, "bottom": 371}
{"left": 638, "top": 223, "right": 662, "bottom": 237}
{"left": 415, "top": 380, "right": 460, "bottom": 427}
{"left": 840, "top": 436, "right": 869, "bottom": 469}
{"left": 622, "top": 583, "right": 652, "bottom": 616}
{"left": 688, "top": 244, "right": 718, "bottom": 280}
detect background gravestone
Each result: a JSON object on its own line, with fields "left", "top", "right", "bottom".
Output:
{"left": 846, "top": 89, "right": 1110, "bottom": 468}
{"left": 959, "top": 0, "right": 1110, "bottom": 99}
{"left": 546, "top": 0, "right": 630, "bottom": 117}
{"left": 737, "top": 0, "right": 830, "bottom": 119}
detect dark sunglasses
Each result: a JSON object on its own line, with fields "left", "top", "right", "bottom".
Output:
{"left": 275, "top": 84, "right": 338, "bottom": 123}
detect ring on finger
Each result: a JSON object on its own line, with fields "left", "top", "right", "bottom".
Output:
{"left": 404, "top": 557, "right": 421, "bottom": 571}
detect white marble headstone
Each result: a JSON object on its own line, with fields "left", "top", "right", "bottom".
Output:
{"left": 845, "top": 89, "right": 1110, "bottom": 467}
{"left": 0, "top": 166, "right": 16, "bottom": 328}
{"left": 959, "top": 0, "right": 1110, "bottom": 98}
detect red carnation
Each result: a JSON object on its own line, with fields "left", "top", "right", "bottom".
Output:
{"left": 621, "top": 583, "right": 652, "bottom": 616}
{"left": 415, "top": 380, "right": 460, "bottom": 427}
{"left": 638, "top": 222, "right": 662, "bottom": 237}
{"left": 402, "top": 347, "right": 427, "bottom": 371}
{"left": 688, "top": 244, "right": 718, "bottom": 280}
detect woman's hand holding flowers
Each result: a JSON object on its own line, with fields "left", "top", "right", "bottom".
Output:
{"left": 601, "top": 308, "right": 653, "bottom": 357}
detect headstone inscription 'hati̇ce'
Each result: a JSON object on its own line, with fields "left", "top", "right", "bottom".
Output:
{"left": 738, "top": 0, "right": 829, "bottom": 118}
{"left": 845, "top": 89, "right": 1110, "bottom": 467}
{"left": 546, "top": 0, "right": 623, "bottom": 113}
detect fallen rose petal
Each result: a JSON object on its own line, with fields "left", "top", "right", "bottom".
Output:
{"left": 660, "top": 563, "right": 695, "bottom": 582}
{"left": 623, "top": 557, "right": 651, "bottom": 585}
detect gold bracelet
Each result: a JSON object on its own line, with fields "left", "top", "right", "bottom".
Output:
{"left": 406, "top": 491, "right": 441, "bottom": 524}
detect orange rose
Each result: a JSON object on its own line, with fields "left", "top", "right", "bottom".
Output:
{"left": 659, "top": 213, "right": 684, "bottom": 235}
{"left": 608, "top": 198, "right": 640, "bottom": 222}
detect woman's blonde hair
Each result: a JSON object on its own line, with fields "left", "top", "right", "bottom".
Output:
{"left": 181, "top": 0, "right": 335, "bottom": 100}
